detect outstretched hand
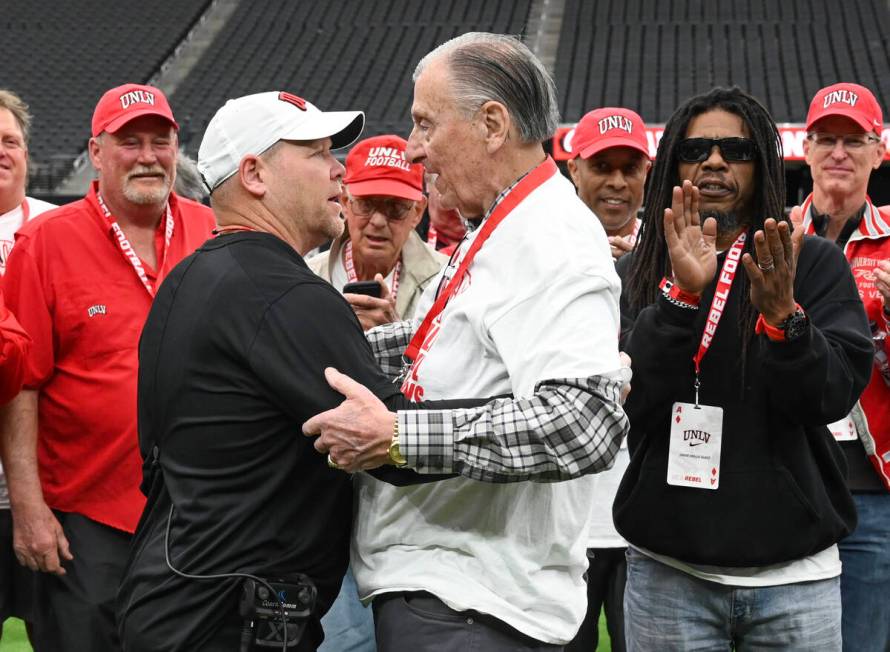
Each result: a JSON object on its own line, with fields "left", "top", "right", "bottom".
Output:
{"left": 740, "top": 213, "right": 803, "bottom": 325}
{"left": 664, "top": 181, "right": 718, "bottom": 295}
{"left": 302, "top": 367, "right": 395, "bottom": 473}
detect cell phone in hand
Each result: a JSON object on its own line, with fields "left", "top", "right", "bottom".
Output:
{"left": 342, "top": 281, "right": 382, "bottom": 298}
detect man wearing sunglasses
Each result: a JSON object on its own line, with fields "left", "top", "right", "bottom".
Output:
{"left": 310, "top": 134, "right": 446, "bottom": 327}
{"left": 615, "top": 86, "right": 873, "bottom": 650}
{"left": 800, "top": 82, "right": 890, "bottom": 652}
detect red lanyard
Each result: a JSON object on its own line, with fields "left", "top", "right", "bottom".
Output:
{"left": 403, "top": 157, "right": 558, "bottom": 362}
{"left": 97, "top": 193, "right": 173, "bottom": 298}
{"left": 693, "top": 232, "right": 747, "bottom": 377}
{"left": 21, "top": 199, "right": 29, "bottom": 222}
{"left": 343, "top": 240, "right": 400, "bottom": 300}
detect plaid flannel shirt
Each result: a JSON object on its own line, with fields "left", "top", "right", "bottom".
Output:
{"left": 363, "top": 163, "right": 628, "bottom": 482}
{"left": 365, "top": 323, "right": 628, "bottom": 483}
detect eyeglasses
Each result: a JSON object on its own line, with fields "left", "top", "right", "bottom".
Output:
{"left": 676, "top": 137, "right": 758, "bottom": 163}
{"left": 348, "top": 196, "right": 415, "bottom": 221}
{"left": 807, "top": 133, "right": 881, "bottom": 152}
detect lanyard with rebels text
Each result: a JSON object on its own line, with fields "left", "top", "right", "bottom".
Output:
{"left": 343, "top": 240, "right": 400, "bottom": 300}
{"left": 97, "top": 193, "right": 173, "bottom": 298}
{"left": 401, "top": 157, "right": 558, "bottom": 367}
{"left": 691, "top": 232, "right": 747, "bottom": 403}
{"left": 666, "top": 231, "right": 746, "bottom": 491}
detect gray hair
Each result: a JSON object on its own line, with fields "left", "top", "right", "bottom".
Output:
{"left": 0, "top": 89, "right": 32, "bottom": 146}
{"left": 174, "top": 151, "right": 207, "bottom": 202}
{"left": 413, "top": 32, "right": 560, "bottom": 144}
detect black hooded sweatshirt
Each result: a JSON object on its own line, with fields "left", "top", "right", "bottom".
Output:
{"left": 614, "top": 234, "right": 873, "bottom": 567}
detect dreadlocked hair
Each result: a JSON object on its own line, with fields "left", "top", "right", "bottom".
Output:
{"left": 626, "top": 86, "right": 786, "bottom": 381}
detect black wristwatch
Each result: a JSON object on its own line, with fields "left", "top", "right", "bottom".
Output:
{"left": 779, "top": 306, "right": 809, "bottom": 342}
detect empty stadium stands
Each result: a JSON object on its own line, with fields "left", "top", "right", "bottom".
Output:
{"left": 170, "top": 0, "right": 533, "bottom": 157}
{"left": 1, "top": 0, "right": 211, "bottom": 192}
{"left": 554, "top": 0, "right": 890, "bottom": 125}
{"left": 6, "top": 0, "right": 890, "bottom": 195}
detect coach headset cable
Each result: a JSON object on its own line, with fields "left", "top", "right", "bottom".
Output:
{"left": 164, "top": 503, "right": 289, "bottom": 652}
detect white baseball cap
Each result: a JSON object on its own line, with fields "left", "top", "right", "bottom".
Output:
{"left": 198, "top": 91, "right": 365, "bottom": 192}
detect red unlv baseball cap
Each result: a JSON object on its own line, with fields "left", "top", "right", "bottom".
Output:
{"left": 806, "top": 83, "right": 883, "bottom": 134}
{"left": 572, "top": 107, "right": 649, "bottom": 159}
{"left": 343, "top": 135, "right": 424, "bottom": 201}
{"left": 92, "top": 83, "right": 178, "bottom": 137}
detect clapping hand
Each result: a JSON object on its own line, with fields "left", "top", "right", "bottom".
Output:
{"left": 740, "top": 210, "right": 803, "bottom": 326}
{"left": 664, "top": 181, "right": 718, "bottom": 295}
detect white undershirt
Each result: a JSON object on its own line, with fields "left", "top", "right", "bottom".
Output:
{"left": 634, "top": 544, "right": 841, "bottom": 587}
{"left": 0, "top": 197, "right": 55, "bottom": 275}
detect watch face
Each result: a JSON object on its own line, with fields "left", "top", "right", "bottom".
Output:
{"left": 783, "top": 309, "right": 808, "bottom": 342}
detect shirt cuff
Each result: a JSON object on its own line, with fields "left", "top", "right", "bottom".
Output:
{"left": 398, "top": 409, "right": 455, "bottom": 473}
{"left": 656, "top": 293, "right": 701, "bottom": 327}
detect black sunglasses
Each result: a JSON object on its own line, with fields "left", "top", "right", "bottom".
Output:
{"left": 676, "top": 137, "right": 758, "bottom": 163}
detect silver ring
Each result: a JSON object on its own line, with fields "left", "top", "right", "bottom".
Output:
{"left": 327, "top": 454, "right": 341, "bottom": 470}
{"left": 758, "top": 259, "right": 775, "bottom": 271}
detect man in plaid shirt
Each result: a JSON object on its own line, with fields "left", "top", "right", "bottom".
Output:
{"left": 304, "top": 32, "right": 628, "bottom": 650}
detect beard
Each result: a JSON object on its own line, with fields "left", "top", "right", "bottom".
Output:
{"left": 700, "top": 209, "right": 749, "bottom": 241}
{"left": 322, "top": 210, "right": 345, "bottom": 241}
{"left": 122, "top": 166, "right": 172, "bottom": 205}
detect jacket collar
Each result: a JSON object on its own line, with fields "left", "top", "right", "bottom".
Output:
{"left": 801, "top": 192, "right": 890, "bottom": 242}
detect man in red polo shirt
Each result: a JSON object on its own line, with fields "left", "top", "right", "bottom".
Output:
{"left": 799, "top": 82, "right": 890, "bottom": 652}
{"left": 0, "top": 83, "right": 215, "bottom": 649}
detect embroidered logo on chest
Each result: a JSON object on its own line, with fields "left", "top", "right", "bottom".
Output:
{"left": 87, "top": 304, "right": 107, "bottom": 318}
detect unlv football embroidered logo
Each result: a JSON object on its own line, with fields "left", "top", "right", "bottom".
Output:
{"left": 87, "top": 304, "right": 107, "bottom": 318}
{"left": 278, "top": 92, "right": 307, "bottom": 111}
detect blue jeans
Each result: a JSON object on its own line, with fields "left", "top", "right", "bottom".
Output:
{"left": 624, "top": 548, "right": 841, "bottom": 651}
{"left": 839, "top": 492, "right": 890, "bottom": 652}
{"left": 318, "top": 568, "right": 376, "bottom": 652}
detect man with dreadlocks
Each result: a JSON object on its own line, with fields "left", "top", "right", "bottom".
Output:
{"left": 612, "top": 87, "right": 874, "bottom": 650}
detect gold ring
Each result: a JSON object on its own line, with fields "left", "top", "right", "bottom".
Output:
{"left": 327, "top": 454, "right": 341, "bottom": 470}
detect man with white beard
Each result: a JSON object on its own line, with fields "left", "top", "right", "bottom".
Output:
{"left": 0, "top": 83, "right": 214, "bottom": 650}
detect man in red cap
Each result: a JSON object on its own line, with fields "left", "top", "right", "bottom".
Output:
{"left": 800, "top": 82, "right": 890, "bottom": 651}
{"left": 311, "top": 136, "right": 446, "bottom": 652}
{"left": 422, "top": 171, "right": 466, "bottom": 256}
{"left": 567, "top": 107, "right": 651, "bottom": 261}
{"left": 564, "top": 106, "right": 650, "bottom": 652}
{"left": 0, "top": 83, "right": 215, "bottom": 649}
{"left": 309, "top": 134, "right": 446, "bottom": 325}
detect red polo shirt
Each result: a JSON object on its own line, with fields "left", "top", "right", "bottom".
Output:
{"left": 1, "top": 182, "right": 215, "bottom": 532}
{"left": 0, "top": 290, "right": 30, "bottom": 405}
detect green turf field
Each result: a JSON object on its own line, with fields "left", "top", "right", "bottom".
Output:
{"left": 0, "top": 619, "right": 28, "bottom": 651}
{"left": 1, "top": 613, "right": 614, "bottom": 650}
